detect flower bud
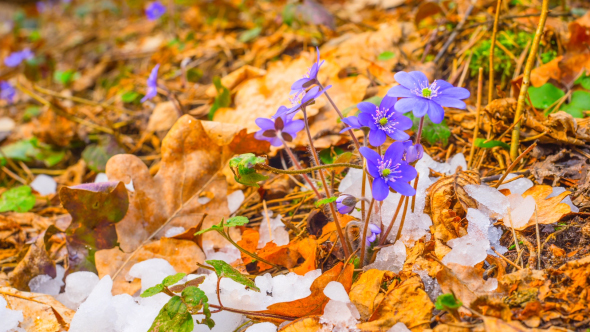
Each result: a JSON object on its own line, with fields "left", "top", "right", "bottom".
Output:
{"left": 335, "top": 194, "right": 357, "bottom": 214}
{"left": 403, "top": 141, "right": 424, "bottom": 163}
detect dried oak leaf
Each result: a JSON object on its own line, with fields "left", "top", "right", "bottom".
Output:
{"left": 8, "top": 233, "right": 55, "bottom": 291}
{"left": 104, "top": 115, "right": 269, "bottom": 253}
{"left": 278, "top": 315, "right": 322, "bottom": 332}
{"left": 349, "top": 269, "right": 395, "bottom": 320}
{"left": 482, "top": 316, "right": 569, "bottom": 332}
{"left": 0, "top": 286, "right": 75, "bottom": 331}
{"left": 424, "top": 169, "right": 480, "bottom": 243}
{"left": 511, "top": 185, "right": 572, "bottom": 230}
{"left": 357, "top": 274, "right": 433, "bottom": 331}
{"left": 257, "top": 262, "right": 353, "bottom": 321}
{"left": 95, "top": 238, "right": 205, "bottom": 295}
{"left": 436, "top": 262, "right": 504, "bottom": 308}
{"left": 59, "top": 181, "right": 129, "bottom": 274}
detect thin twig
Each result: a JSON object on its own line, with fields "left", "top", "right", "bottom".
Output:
{"left": 468, "top": 67, "right": 484, "bottom": 169}
{"left": 394, "top": 194, "right": 411, "bottom": 241}
{"left": 534, "top": 206, "right": 541, "bottom": 270}
{"left": 489, "top": 0, "right": 502, "bottom": 104}
{"left": 360, "top": 199, "right": 376, "bottom": 266}
{"left": 434, "top": 4, "right": 475, "bottom": 63}
{"left": 493, "top": 142, "right": 536, "bottom": 188}
{"left": 491, "top": 247, "right": 522, "bottom": 270}
{"left": 379, "top": 195, "right": 406, "bottom": 246}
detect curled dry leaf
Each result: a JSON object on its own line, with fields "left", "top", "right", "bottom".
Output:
{"left": 278, "top": 315, "right": 322, "bottom": 332}
{"left": 436, "top": 262, "right": 503, "bottom": 308}
{"left": 0, "top": 286, "right": 75, "bottom": 332}
{"left": 509, "top": 185, "right": 572, "bottom": 230}
{"left": 8, "top": 233, "right": 55, "bottom": 291}
{"left": 349, "top": 269, "right": 395, "bottom": 320}
{"left": 357, "top": 274, "right": 434, "bottom": 331}
{"left": 59, "top": 181, "right": 129, "bottom": 273}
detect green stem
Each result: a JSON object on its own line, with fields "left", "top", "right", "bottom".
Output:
{"left": 258, "top": 163, "right": 362, "bottom": 174}
{"left": 220, "top": 231, "right": 282, "bottom": 269}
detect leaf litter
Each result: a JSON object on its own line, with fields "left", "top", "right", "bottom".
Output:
{"left": 0, "top": 0, "right": 590, "bottom": 331}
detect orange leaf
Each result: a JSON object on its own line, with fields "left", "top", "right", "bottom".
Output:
{"left": 514, "top": 185, "right": 572, "bottom": 230}
{"left": 278, "top": 316, "right": 322, "bottom": 332}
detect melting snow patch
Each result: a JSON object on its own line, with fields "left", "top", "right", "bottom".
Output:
{"left": 30, "top": 174, "right": 57, "bottom": 196}
{"left": 364, "top": 241, "right": 406, "bottom": 273}
{"left": 258, "top": 210, "right": 289, "bottom": 247}
{"left": 0, "top": 297, "right": 23, "bottom": 332}
{"left": 320, "top": 281, "right": 360, "bottom": 332}
{"left": 227, "top": 190, "right": 245, "bottom": 214}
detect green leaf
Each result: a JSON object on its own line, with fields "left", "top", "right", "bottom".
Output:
{"left": 228, "top": 153, "right": 268, "bottom": 188}
{"left": 23, "top": 106, "right": 41, "bottom": 122}
{"left": 474, "top": 138, "right": 510, "bottom": 150}
{"left": 182, "top": 286, "right": 215, "bottom": 328}
{"left": 377, "top": 51, "right": 396, "bottom": 61}
{"left": 121, "top": 91, "right": 141, "bottom": 103}
{"left": 239, "top": 27, "right": 262, "bottom": 43}
{"left": 195, "top": 216, "right": 249, "bottom": 236}
{"left": 82, "top": 135, "right": 125, "bottom": 172}
{"left": 163, "top": 273, "right": 187, "bottom": 287}
{"left": 0, "top": 138, "right": 65, "bottom": 167}
{"left": 141, "top": 284, "right": 165, "bottom": 298}
{"left": 206, "top": 260, "right": 260, "bottom": 292}
{"left": 148, "top": 296, "right": 194, "bottom": 332}
{"left": 209, "top": 77, "right": 231, "bottom": 120}
{"left": 315, "top": 196, "right": 337, "bottom": 208}
{"left": 186, "top": 68, "right": 203, "bottom": 83}
{"left": 319, "top": 147, "right": 344, "bottom": 164}
{"left": 528, "top": 83, "right": 564, "bottom": 109}
{"left": 0, "top": 186, "right": 36, "bottom": 213}
{"left": 435, "top": 293, "right": 463, "bottom": 311}
{"left": 54, "top": 70, "right": 79, "bottom": 86}
{"left": 575, "top": 73, "right": 590, "bottom": 90}
{"left": 560, "top": 90, "right": 590, "bottom": 118}
{"left": 408, "top": 113, "right": 451, "bottom": 146}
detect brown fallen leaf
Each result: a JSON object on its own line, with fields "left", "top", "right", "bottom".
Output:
{"left": 8, "top": 233, "right": 56, "bottom": 291}
{"left": 258, "top": 262, "right": 353, "bottom": 321}
{"left": 0, "top": 286, "right": 75, "bottom": 332}
{"left": 357, "top": 274, "right": 434, "bottom": 331}
{"left": 349, "top": 269, "right": 394, "bottom": 320}
{"left": 95, "top": 237, "right": 205, "bottom": 295}
{"left": 278, "top": 315, "right": 322, "bottom": 332}
{"left": 511, "top": 185, "right": 572, "bottom": 230}
{"left": 482, "top": 316, "right": 570, "bottom": 332}
{"left": 146, "top": 101, "right": 180, "bottom": 132}
{"left": 436, "top": 262, "right": 504, "bottom": 308}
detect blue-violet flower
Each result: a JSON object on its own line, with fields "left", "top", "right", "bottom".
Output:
{"left": 145, "top": 1, "right": 166, "bottom": 20}
{"left": 141, "top": 64, "right": 160, "bottom": 102}
{"left": 0, "top": 81, "right": 16, "bottom": 103}
{"left": 341, "top": 96, "right": 412, "bottom": 147}
{"left": 366, "top": 224, "right": 381, "bottom": 245}
{"left": 291, "top": 47, "right": 324, "bottom": 94}
{"left": 4, "top": 49, "right": 34, "bottom": 68}
{"left": 387, "top": 71, "right": 470, "bottom": 124}
{"left": 282, "top": 85, "right": 331, "bottom": 116}
{"left": 402, "top": 140, "right": 423, "bottom": 163}
{"left": 360, "top": 142, "right": 417, "bottom": 201}
{"left": 255, "top": 106, "right": 305, "bottom": 147}
{"left": 335, "top": 194, "right": 357, "bottom": 214}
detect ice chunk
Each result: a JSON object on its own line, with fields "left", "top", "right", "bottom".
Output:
{"left": 204, "top": 241, "right": 241, "bottom": 263}
{"left": 0, "top": 297, "right": 23, "bottom": 332}
{"left": 320, "top": 299, "right": 360, "bottom": 332}
{"left": 258, "top": 211, "right": 289, "bottom": 248}
{"left": 125, "top": 179, "right": 135, "bottom": 192}
{"left": 448, "top": 153, "right": 467, "bottom": 174}
{"left": 443, "top": 209, "right": 492, "bottom": 266}
{"left": 28, "top": 264, "right": 65, "bottom": 296}
{"left": 227, "top": 190, "right": 245, "bottom": 214}
{"left": 112, "top": 293, "right": 159, "bottom": 332}
{"left": 245, "top": 322, "right": 278, "bottom": 332}
{"left": 413, "top": 265, "right": 442, "bottom": 302}
{"left": 69, "top": 276, "right": 117, "bottom": 332}
{"left": 164, "top": 226, "right": 185, "bottom": 238}
{"left": 127, "top": 258, "right": 178, "bottom": 308}
{"left": 65, "top": 271, "right": 100, "bottom": 304}
{"left": 547, "top": 187, "right": 579, "bottom": 212}
{"left": 488, "top": 225, "right": 507, "bottom": 255}
{"left": 399, "top": 213, "right": 432, "bottom": 247}
{"left": 482, "top": 278, "right": 498, "bottom": 292}
{"left": 94, "top": 173, "right": 108, "bottom": 183}
{"left": 387, "top": 322, "right": 411, "bottom": 332}
{"left": 364, "top": 241, "right": 406, "bottom": 273}
{"left": 498, "top": 175, "right": 533, "bottom": 195}
{"left": 547, "top": 187, "right": 566, "bottom": 198}
{"left": 30, "top": 174, "right": 57, "bottom": 196}
{"left": 324, "top": 282, "right": 350, "bottom": 303}
{"left": 506, "top": 195, "right": 536, "bottom": 229}
{"left": 464, "top": 184, "right": 510, "bottom": 216}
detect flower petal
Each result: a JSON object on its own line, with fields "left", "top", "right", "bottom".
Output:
{"left": 395, "top": 114, "right": 414, "bottom": 130}
{"left": 360, "top": 147, "right": 381, "bottom": 165}
{"left": 283, "top": 119, "right": 305, "bottom": 135}
{"left": 366, "top": 161, "right": 381, "bottom": 178}
{"left": 379, "top": 95, "right": 396, "bottom": 112}
{"left": 342, "top": 116, "right": 362, "bottom": 128}
{"left": 412, "top": 98, "right": 429, "bottom": 117}
{"left": 433, "top": 79, "right": 454, "bottom": 91}
{"left": 397, "top": 163, "right": 417, "bottom": 181}
{"left": 387, "top": 85, "right": 414, "bottom": 98}
{"left": 390, "top": 181, "right": 416, "bottom": 196}
{"left": 357, "top": 102, "right": 377, "bottom": 114}
{"left": 369, "top": 223, "right": 381, "bottom": 234}
{"left": 431, "top": 96, "right": 466, "bottom": 109}
{"left": 358, "top": 112, "right": 376, "bottom": 129}
{"left": 369, "top": 129, "right": 387, "bottom": 147}
{"left": 372, "top": 178, "right": 390, "bottom": 201}
{"left": 384, "top": 141, "right": 404, "bottom": 164}
{"left": 394, "top": 71, "right": 419, "bottom": 90}
{"left": 409, "top": 71, "right": 430, "bottom": 88}
{"left": 440, "top": 86, "right": 470, "bottom": 99}
{"left": 291, "top": 78, "right": 311, "bottom": 91}
{"left": 255, "top": 117, "right": 276, "bottom": 131}
{"left": 387, "top": 129, "right": 410, "bottom": 141}
{"left": 270, "top": 137, "right": 283, "bottom": 147}
{"left": 427, "top": 100, "right": 445, "bottom": 124}
{"left": 367, "top": 233, "right": 376, "bottom": 243}
{"left": 394, "top": 97, "right": 417, "bottom": 114}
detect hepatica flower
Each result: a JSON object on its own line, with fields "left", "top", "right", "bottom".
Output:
{"left": 145, "top": 1, "right": 166, "bottom": 20}
{"left": 283, "top": 85, "right": 331, "bottom": 116}
{"left": 360, "top": 142, "right": 417, "bottom": 201}
{"left": 4, "top": 49, "right": 34, "bottom": 67}
{"left": 336, "top": 194, "right": 357, "bottom": 214}
{"left": 291, "top": 47, "right": 324, "bottom": 94}
{"left": 255, "top": 107, "right": 305, "bottom": 147}
{"left": 0, "top": 81, "right": 16, "bottom": 103}
{"left": 366, "top": 224, "right": 381, "bottom": 245}
{"left": 141, "top": 64, "right": 160, "bottom": 102}
{"left": 387, "top": 71, "right": 470, "bottom": 124}
{"left": 342, "top": 96, "right": 412, "bottom": 147}
{"left": 402, "top": 140, "right": 423, "bottom": 163}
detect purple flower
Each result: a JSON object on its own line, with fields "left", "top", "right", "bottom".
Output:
{"left": 4, "top": 49, "right": 34, "bottom": 67}
{"left": 387, "top": 71, "right": 470, "bottom": 124}
{"left": 141, "top": 64, "right": 160, "bottom": 102}
{"left": 254, "top": 107, "right": 305, "bottom": 147}
{"left": 402, "top": 140, "right": 423, "bottom": 163}
{"left": 366, "top": 224, "right": 381, "bottom": 245}
{"left": 283, "top": 85, "right": 331, "bottom": 116}
{"left": 0, "top": 81, "right": 16, "bottom": 103}
{"left": 360, "top": 142, "right": 417, "bottom": 201}
{"left": 336, "top": 194, "right": 357, "bottom": 214}
{"left": 341, "top": 96, "right": 412, "bottom": 147}
{"left": 145, "top": 1, "right": 166, "bottom": 20}
{"left": 291, "top": 47, "right": 324, "bottom": 93}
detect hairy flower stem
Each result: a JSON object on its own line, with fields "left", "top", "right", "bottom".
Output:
{"left": 319, "top": 83, "right": 361, "bottom": 151}
{"left": 510, "top": 0, "right": 549, "bottom": 159}
{"left": 279, "top": 138, "right": 321, "bottom": 198}
{"left": 409, "top": 117, "right": 425, "bottom": 213}
{"left": 394, "top": 193, "right": 411, "bottom": 242}
{"left": 258, "top": 163, "right": 362, "bottom": 174}
{"left": 359, "top": 198, "right": 376, "bottom": 267}
{"left": 302, "top": 106, "right": 351, "bottom": 257}
{"left": 220, "top": 230, "right": 282, "bottom": 269}
{"left": 379, "top": 195, "right": 406, "bottom": 246}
